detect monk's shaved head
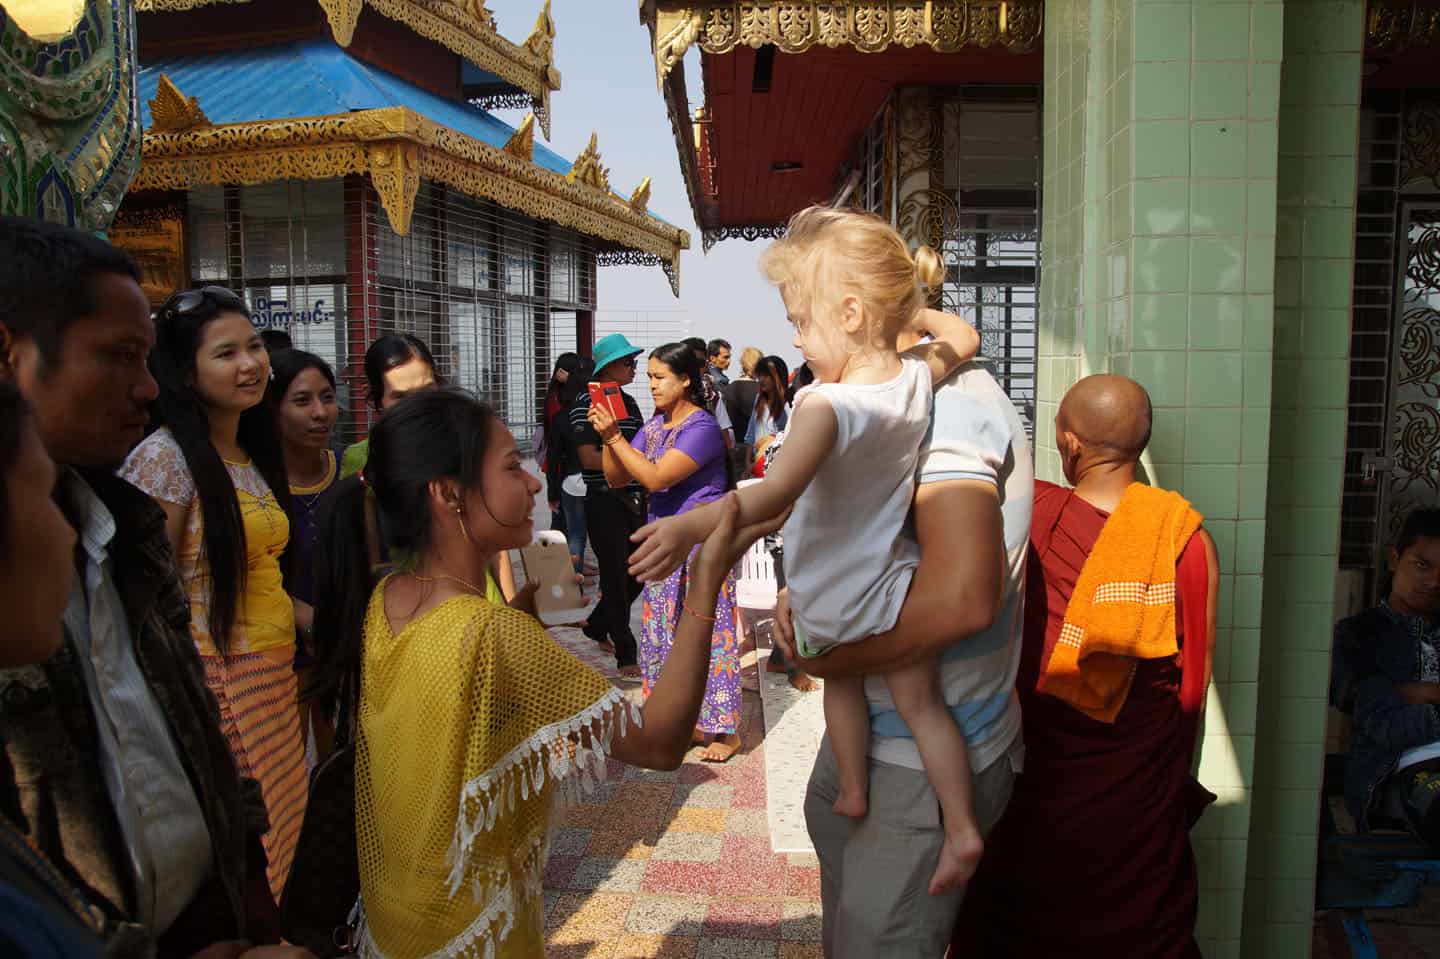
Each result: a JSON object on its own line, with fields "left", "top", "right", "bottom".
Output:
{"left": 1057, "top": 375, "right": 1153, "bottom": 461}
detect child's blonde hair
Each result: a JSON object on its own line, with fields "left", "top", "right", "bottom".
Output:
{"left": 739, "top": 346, "right": 763, "bottom": 376}
{"left": 759, "top": 206, "right": 944, "bottom": 346}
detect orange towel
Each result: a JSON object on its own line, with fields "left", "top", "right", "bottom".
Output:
{"left": 1038, "top": 483, "right": 1203, "bottom": 723}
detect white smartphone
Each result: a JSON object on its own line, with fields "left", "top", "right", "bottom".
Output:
{"left": 520, "top": 530, "right": 594, "bottom": 626}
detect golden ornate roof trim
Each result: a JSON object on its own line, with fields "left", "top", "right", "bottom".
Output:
{"left": 504, "top": 113, "right": 536, "bottom": 160}
{"left": 148, "top": 74, "right": 212, "bottom": 132}
{"left": 137, "top": 0, "right": 562, "bottom": 136}
{"left": 1367, "top": 0, "right": 1440, "bottom": 53}
{"left": 651, "top": 1, "right": 1043, "bottom": 84}
{"left": 128, "top": 107, "right": 689, "bottom": 294}
{"left": 629, "top": 177, "right": 652, "bottom": 215}
{"left": 566, "top": 132, "right": 611, "bottom": 193}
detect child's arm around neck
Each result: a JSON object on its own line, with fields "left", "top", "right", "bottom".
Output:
{"left": 902, "top": 308, "right": 980, "bottom": 385}
{"left": 627, "top": 395, "right": 838, "bottom": 583}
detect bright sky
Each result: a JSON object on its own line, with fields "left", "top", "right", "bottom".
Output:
{"left": 487, "top": 0, "right": 801, "bottom": 369}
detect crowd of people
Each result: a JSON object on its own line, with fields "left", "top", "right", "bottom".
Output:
{"left": 0, "top": 206, "right": 1433, "bottom": 959}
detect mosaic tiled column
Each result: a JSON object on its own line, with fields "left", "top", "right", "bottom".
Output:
{"left": 1240, "top": 3, "right": 1364, "bottom": 956}
{"left": 1040, "top": 1, "right": 1287, "bottom": 954}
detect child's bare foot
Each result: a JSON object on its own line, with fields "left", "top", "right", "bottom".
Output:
{"left": 831, "top": 785, "right": 868, "bottom": 819}
{"left": 928, "top": 830, "right": 984, "bottom": 896}
{"left": 789, "top": 671, "right": 819, "bottom": 693}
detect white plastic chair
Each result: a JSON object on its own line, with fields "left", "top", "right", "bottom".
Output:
{"left": 734, "top": 479, "right": 778, "bottom": 610}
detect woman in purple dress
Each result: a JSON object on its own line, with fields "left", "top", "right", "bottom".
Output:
{"left": 589, "top": 342, "right": 741, "bottom": 761}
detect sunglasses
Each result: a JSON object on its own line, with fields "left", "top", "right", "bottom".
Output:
{"left": 161, "top": 285, "right": 247, "bottom": 318}
{"left": 620, "top": 356, "right": 638, "bottom": 367}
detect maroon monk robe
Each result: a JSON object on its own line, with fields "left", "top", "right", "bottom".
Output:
{"left": 953, "top": 481, "right": 1215, "bottom": 959}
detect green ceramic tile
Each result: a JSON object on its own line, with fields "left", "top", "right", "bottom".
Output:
{"left": 1302, "top": 154, "right": 1358, "bottom": 207}
{"left": 1244, "top": 294, "right": 1276, "bottom": 351}
{"left": 1274, "top": 257, "right": 1300, "bottom": 309}
{"left": 1249, "top": 62, "right": 1282, "bottom": 122}
{"left": 1270, "top": 355, "right": 1298, "bottom": 407}
{"left": 1133, "top": 294, "right": 1190, "bottom": 349}
{"left": 1290, "top": 505, "right": 1342, "bottom": 556}
{"left": 1248, "top": 121, "right": 1281, "bottom": 179}
{"left": 1192, "top": 237, "right": 1246, "bottom": 293}
{"left": 1135, "top": 60, "right": 1190, "bottom": 120}
{"left": 1149, "top": 405, "right": 1188, "bottom": 463}
{"left": 1316, "top": 105, "right": 1360, "bottom": 157}
{"left": 1186, "top": 408, "right": 1244, "bottom": 464}
{"left": 1246, "top": 234, "right": 1277, "bottom": 293}
{"left": 1284, "top": 0, "right": 1363, "bottom": 56}
{"left": 1276, "top": 208, "right": 1302, "bottom": 258}
{"left": 1299, "top": 356, "right": 1350, "bottom": 406}
{"left": 1272, "top": 729, "right": 1326, "bottom": 790}
{"left": 1230, "top": 627, "right": 1262, "bottom": 681}
{"left": 1270, "top": 786, "right": 1323, "bottom": 835}
{"left": 1189, "top": 351, "right": 1245, "bottom": 407}
{"left": 1244, "top": 351, "right": 1273, "bottom": 408}
{"left": 1293, "top": 407, "right": 1348, "bottom": 456}
{"left": 1185, "top": 463, "right": 1241, "bottom": 519}
{"left": 1134, "top": 120, "right": 1191, "bottom": 178}
{"left": 1236, "top": 521, "right": 1267, "bottom": 575}
{"left": 1292, "top": 457, "right": 1344, "bottom": 507}
{"left": 1193, "top": 62, "right": 1250, "bottom": 120}
{"left": 1234, "top": 575, "right": 1265, "bottom": 629}
{"left": 1242, "top": 404, "right": 1272, "bottom": 462}
{"left": 1221, "top": 682, "right": 1259, "bottom": 735}
{"left": 1300, "top": 257, "right": 1350, "bottom": 309}
{"left": 1268, "top": 409, "right": 1297, "bottom": 459}
{"left": 1302, "top": 209, "right": 1355, "bottom": 263}
{"left": 1192, "top": 180, "right": 1246, "bottom": 236}
{"left": 1134, "top": 3, "right": 1191, "bottom": 61}
{"left": 1193, "top": 3, "right": 1250, "bottom": 60}
{"left": 1288, "top": 600, "right": 1341, "bottom": 651}
{"left": 1134, "top": 236, "right": 1191, "bottom": 293}
{"left": 1190, "top": 294, "right": 1246, "bottom": 349}
{"left": 1193, "top": 122, "right": 1247, "bottom": 178}
{"left": 1300, "top": 308, "right": 1351, "bottom": 357}
{"left": 1131, "top": 350, "right": 1190, "bottom": 408}
{"left": 1239, "top": 462, "right": 1270, "bottom": 519}
{"left": 1252, "top": 4, "right": 1286, "bottom": 62}
{"left": 1133, "top": 179, "right": 1189, "bottom": 235}
{"left": 1247, "top": 180, "right": 1278, "bottom": 236}
{"left": 1209, "top": 519, "right": 1238, "bottom": 571}
{"left": 1275, "top": 697, "right": 1329, "bottom": 748}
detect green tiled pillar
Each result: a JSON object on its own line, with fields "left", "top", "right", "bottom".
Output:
{"left": 1240, "top": 3, "right": 1363, "bottom": 957}
{"left": 1039, "top": 1, "right": 1285, "bottom": 955}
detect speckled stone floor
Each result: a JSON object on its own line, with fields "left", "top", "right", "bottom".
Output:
{"left": 543, "top": 616, "right": 824, "bottom": 959}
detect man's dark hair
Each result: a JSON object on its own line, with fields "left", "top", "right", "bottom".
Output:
{"left": 1397, "top": 509, "right": 1440, "bottom": 557}
{"left": 0, "top": 217, "right": 142, "bottom": 369}
{"left": 707, "top": 338, "right": 731, "bottom": 358}
{"left": 260, "top": 328, "right": 293, "bottom": 353}
{"left": 683, "top": 336, "right": 707, "bottom": 356}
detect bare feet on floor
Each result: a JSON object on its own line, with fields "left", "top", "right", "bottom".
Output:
{"left": 788, "top": 671, "right": 818, "bottom": 692}
{"left": 928, "top": 830, "right": 985, "bottom": 896}
{"left": 699, "top": 733, "right": 740, "bottom": 763}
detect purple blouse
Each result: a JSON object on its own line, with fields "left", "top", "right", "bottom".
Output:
{"left": 633, "top": 410, "right": 728, "bottom": 522}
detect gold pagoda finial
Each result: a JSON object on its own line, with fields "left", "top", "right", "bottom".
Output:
{"left": 567, "top": 132, "right": 610, "bottom": 193}
{"left": 628, "top": 177, "right": 652, "bottom": 215}
{"left": 525, "top": 0, "right": 555, "bottom": 62}
{"left": 462, "top": 0, "right": 496, "bottom": 30}
{"left": 504, "top": 114, "right": 535, "bottom": 161}
{"left": 148, "top": 74, "right": 211, "bottom": 133}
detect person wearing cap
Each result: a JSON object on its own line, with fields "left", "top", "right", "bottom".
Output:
{"left": 569, "top": 333, "right": 647, "bottom": 677}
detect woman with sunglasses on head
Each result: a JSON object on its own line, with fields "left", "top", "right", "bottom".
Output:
{"left": 545, "top": 356, "right": 595, "bottom": 573}
{"left": 120, "top": 286, "right": 306, "bottom": 901}
{"left": 567, "top": 334, "right": 647, "bottom": 677}
{"left": 540, "top": 352, "right": 582, "bottom": 534}
{"left": 265, "top": 349, "right": 342, "bottom": 764}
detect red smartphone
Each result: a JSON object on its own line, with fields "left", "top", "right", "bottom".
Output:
{"left": 588, "top": 381, "right": 627, "bottom": 421}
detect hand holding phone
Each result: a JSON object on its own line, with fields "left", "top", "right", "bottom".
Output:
{"left": 588, "top": 381, "right": 627, "bottom": 421}
{"left": 520, "top": 531, "right": 594, "bottom": 626}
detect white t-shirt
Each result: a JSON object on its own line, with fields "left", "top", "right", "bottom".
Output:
{"left": 867, "top": 362, "right": 1034, "bottom": 773}
{"left": 784, "top": 356, "right": 931, "bottom": 651}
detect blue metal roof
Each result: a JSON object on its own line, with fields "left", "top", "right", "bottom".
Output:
{"left": 137, "top": 39, "right": 572, "bottom": 176}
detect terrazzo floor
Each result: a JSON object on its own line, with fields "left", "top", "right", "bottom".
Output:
{"left": 542, "top": 603, "right": 826, "bottom": 959}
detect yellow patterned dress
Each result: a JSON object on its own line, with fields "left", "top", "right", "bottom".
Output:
{"left": 356, "top": 579, "right": 634, "bottom": 959}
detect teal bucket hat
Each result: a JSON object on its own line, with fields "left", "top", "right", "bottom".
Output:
{"left": 591, "top": 333, "right": 645, "bottom": 374}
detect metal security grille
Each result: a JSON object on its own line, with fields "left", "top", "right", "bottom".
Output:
{"left": 848, "top": 86, "right": 1041, "bottom": 430}
{"left": 187, "top": 179, "right": 595, "bottom": 446}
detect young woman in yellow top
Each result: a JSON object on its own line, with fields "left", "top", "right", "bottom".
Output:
{"left": 121, "top": 286, "right": 306, "bottom": 900}
{"left": 312, "top": 389, "right": 779, "bottom": 958}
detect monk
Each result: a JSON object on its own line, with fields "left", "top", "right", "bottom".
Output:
{"left": 954, "top": 374, "right": 1219, "bottom": 958}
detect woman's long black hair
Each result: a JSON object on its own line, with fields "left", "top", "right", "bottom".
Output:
{"left": 311, "top": 388, "right": 498, "bottom": 733}
{"left": 544, "top": 352, "right": 582, "bottom": 409}
{"left": 788, "top": 362, "right": 815, "bottom": 405}
{"left": 0, "top": 382, "right": 27, "bottom": 553}
{"left": 648, "top": 341, "right": 708, "bottom": 410}
{"left": 149, "top": 287, "right": 291, "bottom": 655}
{"left": 363, "top": 333, "right": 437, "bottom": 410}
{"left": 557, "top": 356, "right": 594, "bottom": 409}
{"left": 755, "top": 355, "right": 791, "bottom": 425}
{"left": 266, "top": 348, "right": 337, "bottom": 409}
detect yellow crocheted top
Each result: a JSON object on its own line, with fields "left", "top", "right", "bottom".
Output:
{"left": 355, "top": 578, "right": 636, "bottom": 958}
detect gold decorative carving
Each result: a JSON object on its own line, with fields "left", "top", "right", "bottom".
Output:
{"left": 629, "top": 177, "right": 652, "bottom": 214}
{"left": 1367, "top": 1, "right": 1440, "bottom": 54}
{"left": 651, "top": 1, "right": 1042, "bottom": 78}
{"left": 567, "top": 132, "right": 611, "bottom": 193}
{"left": 504, "top": 113, "right": 535, "bottom": 160}
{"left": 148, "top": 74, "right": 211, "bottom": 132}
{"left": 128, "top": 107, "right": 688, "bottom": 293}
{"left": 316, "top": 0, "right": 364, "bottom": 45}
{"left": 109, "top": 206, "right": 188, "bottom": 305}
{"left": 134, "top": 0, "right": 249, "bottom": 9}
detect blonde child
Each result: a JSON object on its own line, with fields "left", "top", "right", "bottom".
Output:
{"left": 628, "top": 206, "right": 984, "bottom": 894}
